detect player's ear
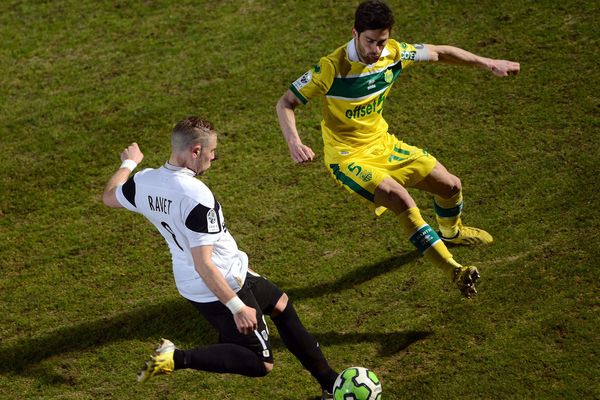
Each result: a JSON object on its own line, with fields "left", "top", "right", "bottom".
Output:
{"left": 352, "top": 27, "right": 358, "bottom": 39}
{"left": 192, "top": 144, "right": 202, "bottom": 158}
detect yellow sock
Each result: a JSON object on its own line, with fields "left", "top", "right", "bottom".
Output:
{"left": 434, "top": 191, "right": 463, "bottom": 238}
{"left": 398, "top": 207, "right": 461, "bottom": 276}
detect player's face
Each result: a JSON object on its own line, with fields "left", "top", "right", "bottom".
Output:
{"left": 194, "top": 135, "right": 218, "bottom": 176}
{"left": 353, "top": 28, "right": 390, "bottom": 64}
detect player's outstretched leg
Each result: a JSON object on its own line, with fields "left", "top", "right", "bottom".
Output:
{"left": 137, "top": 338, "right": 176, "bottom": 382}
{"left": 271, "top": 299, "right": 338, "bottom": 395}
{"left": 138, "top": 338, "right": 270, "bottom": 382}
{"left": 398, "top": 207, "right": 480, "bottom": 298}
{"left": 434, "top": 191, "right": 493, "bottom": 246}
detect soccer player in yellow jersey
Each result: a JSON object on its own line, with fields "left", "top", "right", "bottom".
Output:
{"left": 276, "top": 0, "right": 520, "bottom": 298}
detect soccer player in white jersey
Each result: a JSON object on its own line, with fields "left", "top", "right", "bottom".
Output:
{"left": 276, "top": 0, "right": 520, "bottom": 298}
{"left": 102, "top": 117, "right": 338, "bottom": 399}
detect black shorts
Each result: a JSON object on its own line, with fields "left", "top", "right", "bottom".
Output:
{"left": 188, "top": 270, "right": 283, "bottom": 363}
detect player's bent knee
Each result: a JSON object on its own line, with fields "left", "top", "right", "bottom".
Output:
{"left": 425, "top": 163, "right": 463, "bottom": 198}
{"left": 271, "top": 293, "right": 289, "bottom": 317}
{"left": 444, "top": 181, "right": 461, "bottom": 198}
{"left": 449, "top": 179, "right": 462, "bottom": 197}
{"left": 435, "top": 175, "right": 461, "bottom": 198}
{"left": 374, "top": 179, "right": 416, "bottom": 213}
{"left": 451, "top": 175, "right": 462, "bottom": 193}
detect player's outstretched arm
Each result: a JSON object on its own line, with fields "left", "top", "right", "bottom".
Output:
{"left": 276, "top": 90, "right": 315, "bottom": 163}
{"left": 102, "top": 142, "right": 144, "bottom": 208}
{"left": 191, "top": 245, "right": 258, "bottom": 334}
{"left": 425, "top": 44, "right": 520, "bottom": 77}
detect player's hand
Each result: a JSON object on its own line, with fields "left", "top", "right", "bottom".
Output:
{"left": 120, "top": 142, "right": 144, "bottom": 165}
{"left": 233, "top": 306, "right": 258, "bottom": 335}
{"left": 489, "top": 59, "right": 520, "bottom": 77}
{"left": 288, "top": 141, "right": 315, "bottom": 164}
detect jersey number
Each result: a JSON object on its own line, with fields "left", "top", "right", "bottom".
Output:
{"left": 348, "top": 162, "right": 363, "bottom": 176}
{"left": 161, "top": 222, "right": 183, "bottom": 251}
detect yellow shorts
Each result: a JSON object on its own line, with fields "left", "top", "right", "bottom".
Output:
{"left": 325, "top": 133, "right": 436, "bottom": 215}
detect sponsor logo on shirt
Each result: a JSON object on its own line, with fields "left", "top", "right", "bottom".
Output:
{"left": 400, "top": 50, "right": 416, "bottom": 61}
{"left": 344, "top": 92, "right": 386, "bottom": 119}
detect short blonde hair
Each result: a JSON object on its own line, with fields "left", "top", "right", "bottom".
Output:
{"left": 171, "top": 116, "right": 217, "bottom": 152}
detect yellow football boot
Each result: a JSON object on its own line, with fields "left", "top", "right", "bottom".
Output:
{"left": 441, "top": 222, "right": 493, "bottom": 246}
{"left": 137, "top": 338, "right": 176, "bottom": 382}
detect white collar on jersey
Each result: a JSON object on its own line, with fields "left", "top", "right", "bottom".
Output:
{"left": 163, "top": 162, "right": 196, "bottom": 177}
{"left": 347, "top": 38, "right": 391, "bottom": 65}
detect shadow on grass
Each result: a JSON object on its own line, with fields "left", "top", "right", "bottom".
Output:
{"left": 275, "top": 329, "right": 432, "bottom": 358}
{"left": 0, "top": 298, "right": 206, "bottom": 375}
{"left": 286, "top": 250, "right": 421, "bottom": 299}
{"left": 0, "top": 251, "right": 425, "bottom": 377}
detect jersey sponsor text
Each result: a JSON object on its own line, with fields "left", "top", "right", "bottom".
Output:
{"left": 344, "top": 93, "right": 385, "bottom": 119}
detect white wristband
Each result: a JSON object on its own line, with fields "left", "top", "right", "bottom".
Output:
{"left": 225, "top": 296, "right": 245, "bottom": 314}
{"left": 120, "top": 159, "right": 138, "bottom": 171}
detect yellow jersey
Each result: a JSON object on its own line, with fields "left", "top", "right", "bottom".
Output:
{"left": 290, "top": 39, "right": 427, "bottom": 159}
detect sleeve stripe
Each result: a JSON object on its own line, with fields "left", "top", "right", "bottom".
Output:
{"left": 289, "top": 85, "right": 308, "bottom": 104}
{"left": 121, "top": 177, "right": 137, "bottom": 207}
{"left": 185, "top": 195, "right": 223, "bottom": 234}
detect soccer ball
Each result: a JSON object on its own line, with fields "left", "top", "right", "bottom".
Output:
{"left": 333, "top": 366, "right": 382, "bottom": 400}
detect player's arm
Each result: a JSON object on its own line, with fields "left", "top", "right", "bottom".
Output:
{"left": 424, "top": 44, "right": 520, "bottom": 77}
{"left": 102, "top": 142, "right": 144, "bottom": 208}
{"left": 276, "top": 90, "right": 315, "bottom": 163}
{"left": 191, "top": 245, "right": 257, "bottom": 334}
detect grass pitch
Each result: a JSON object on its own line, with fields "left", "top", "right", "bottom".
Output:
{"left": 0, "top": 0, "right": 598, "bottom": 399}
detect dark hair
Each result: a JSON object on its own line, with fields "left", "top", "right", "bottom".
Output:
{"left": 354, "top": 0, "right": 394, "bottom": 34}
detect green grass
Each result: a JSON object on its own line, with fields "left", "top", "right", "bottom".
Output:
{"left": 1, "top": 0, "right": 598, "bottom": 399}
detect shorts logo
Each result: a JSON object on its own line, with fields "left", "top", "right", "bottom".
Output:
{"left": 261, "top": 330, "right": 269, "bottom": 341}
{"left": 360, "top": 171, "right": 373, "bottom": 182}
{"left": 207, "top": 209, "right": 219, "bottom": 233}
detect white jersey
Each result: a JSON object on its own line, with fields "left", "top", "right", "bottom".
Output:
{"left": 116, "top": 162, "right": 248, "bottom": 303}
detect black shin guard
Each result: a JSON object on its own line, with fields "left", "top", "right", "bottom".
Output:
{"left": 173, "top": 344, "right": 267, "bottom": 377}
{"left": 272, "top": 301, "right": 337, "bottom": 391}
